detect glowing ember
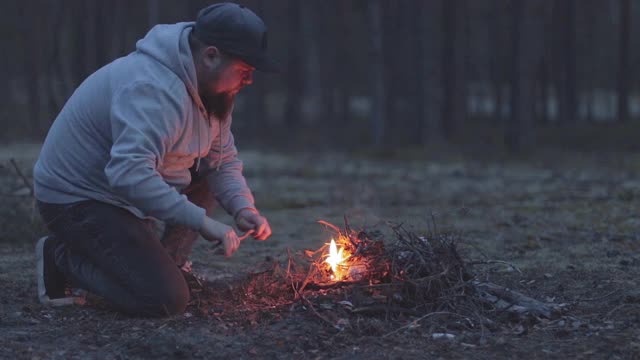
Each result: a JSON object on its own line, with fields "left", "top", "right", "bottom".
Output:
{"left": 325, "top": 238, "right": 349, "bottom": 280}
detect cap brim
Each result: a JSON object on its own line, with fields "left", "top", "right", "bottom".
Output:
{"left": 255, "top": 58, "right": 280, "bottom": 73}
{"left": 240, "top": 54, "right": 280, "bottom": 73}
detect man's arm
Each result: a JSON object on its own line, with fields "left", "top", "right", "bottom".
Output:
{"left": 203, "top": 116, "right": 256, "bottom": 218}
{"left": 203, "top": 116, "right": 271, "bottom": 240}
{"left": 105, "top": 82, "right": 205, "bottom": 230}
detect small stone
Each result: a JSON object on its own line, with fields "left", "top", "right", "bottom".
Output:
{"left": 431, "top": 333, "right": 455, "bottom": 340}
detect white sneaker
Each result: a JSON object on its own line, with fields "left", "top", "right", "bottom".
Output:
{"left": 35, "top": 236, "right": 85, "bottom": 306}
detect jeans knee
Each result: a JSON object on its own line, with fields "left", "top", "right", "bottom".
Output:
{"left": 140, "top": 277, "right": 189, "bottom": 317}
{"left": 157, "top": 284, "right": 189, "bottom": 317}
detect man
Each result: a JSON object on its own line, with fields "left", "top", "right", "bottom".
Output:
{"left": 33, "top": 2, "right": 276, "bottom": 317}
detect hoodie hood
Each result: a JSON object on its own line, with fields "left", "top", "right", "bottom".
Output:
{"left": 136, "top": 22, "right": 206, "bottom": 111}
{"left": 136, "top": 22, "right": 218, "bottom": 171}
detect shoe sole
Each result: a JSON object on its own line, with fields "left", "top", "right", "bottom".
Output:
{"left": 35, "top": 236, "right": 79, "bottom": 306}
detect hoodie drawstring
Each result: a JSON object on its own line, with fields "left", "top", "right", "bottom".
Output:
{"left": 195, "top": 116, "right": 201, "bottom": 172}
{"left": 216, "top": 119, "right": 223, "bottom": 171}
{"left": 194, "top": 111, "right": 223, "bottom": 172}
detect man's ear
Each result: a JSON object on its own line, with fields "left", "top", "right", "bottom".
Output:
{"left": 203, "top": 46, "right": 222, "bottom": 68}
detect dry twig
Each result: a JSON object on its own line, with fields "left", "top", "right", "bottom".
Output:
{"left": 9, "top": 158, "right": 34, "bottom": 197}
{"left": 382, "top": 311, "right": 457, "bottom": 338}
{"left": 469, "top": 259, "right": 523, "bottom": 274}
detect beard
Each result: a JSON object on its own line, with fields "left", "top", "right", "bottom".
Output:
{"left": 202, "top": 91, "right": 236, "bottom": 120}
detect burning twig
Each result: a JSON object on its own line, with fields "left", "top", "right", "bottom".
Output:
{"left": 317, "top": 220, "right": 341, "bottom": 235}
{"left": 343, "top": 214, "right": 351, "bottom": 235}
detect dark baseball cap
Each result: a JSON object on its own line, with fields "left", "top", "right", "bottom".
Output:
{"left": 193, "top": 2, "right": 279, "bottom": 73}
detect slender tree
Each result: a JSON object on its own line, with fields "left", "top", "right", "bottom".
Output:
{"left": 411, "top": 0, "right": 428, "bottom": 145}
{"left": 47, "top": 0, "right": 67, "bottom": 121}
{"left": 566, "top": 0, "right": 577, "bottom": 125}
{"left": 246, "top": 0, "right": 267, "bottom": 129}
{"left": 284, "top": 0, "right": 303, "bottom": 129}
{"left": 489, "top": 0, "right": 505, "bottom": 125}
{"left": 442, "top": 0, "right": 466, "bottom": 140}
{"left": 428, "top": 2, "right": 446, "bottom": 145}
{"left": 331, "top": 1, "right": 353, "bottom": 126}
{"left": 148, "top": 0, "right": 159, "bottom": 28}
{"left": 381, "top": 0, "right": 401, "bottom": 144}
{"left": 18, "top": 1, "right": 47, "bottom": 133}
{"left": 552, "top": 0, "right": 577, "bottom": 125}
{"left": 300, "top": 1, "right": 323, "bottom": 126}
{"left": 0, "top": 3, "right": 11, "bottom": 110}
{"left": 537, "top": 4, "right": 554, "bottom": 126}
{"left": 367, "top": 0, "right": 386, "bottom": 146}
{"left": 617, "top": 0, "right": 631, "bottom": 122}
{"left": 506, "top": 0, "right": 543, "bottom": 152}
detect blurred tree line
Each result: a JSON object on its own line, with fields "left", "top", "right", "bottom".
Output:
{"left": 1, "top": 0, "right": 638, "bottom": 153}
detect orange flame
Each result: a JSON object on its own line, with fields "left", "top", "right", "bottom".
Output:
{"left": 325, "top": 238, "right": 349, "bottom": 280}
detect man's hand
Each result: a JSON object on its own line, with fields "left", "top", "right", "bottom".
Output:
{"left": 200, "top": 216, "right": 241, "bottom": 257}
{"left": 235, "top": 208, "right": 272, "bottom": 241}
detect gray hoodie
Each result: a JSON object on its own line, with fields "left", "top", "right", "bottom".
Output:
{"left": 33, "top": 22, "right": 255, "bottom": 230}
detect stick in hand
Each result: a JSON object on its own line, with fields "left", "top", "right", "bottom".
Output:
{"left": 211, "top": 229, "right": 255, "bottom": 250}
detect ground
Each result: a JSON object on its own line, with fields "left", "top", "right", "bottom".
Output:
{"left": 1, "top": 143, "right": 639, "bottom": 359}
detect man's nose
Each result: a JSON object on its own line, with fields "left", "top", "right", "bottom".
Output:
{"left": 243, "top": 72, "right": 253, "bottom": 86}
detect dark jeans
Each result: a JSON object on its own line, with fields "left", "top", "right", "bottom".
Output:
{"left": 37, "top": 175, "right": 216, "bottom": 317}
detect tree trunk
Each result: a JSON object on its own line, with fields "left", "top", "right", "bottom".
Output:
{"left": 300, "top": 1, "right": 322, "bottom": 126}
{"left": 0, "top": 3, "right": 12, "bottom": 112}
{"left": 284, "top": 0, "right": 303, "bottom": 129}
{"left": 47, "top": 0, "right": 66, "bottom": 124}
{"left": 538, "top": 59, "right": 549, "bottom": 125}
{"left": 248, "top": 0, "right": 268, "bottom": 130}
{"left": 537, "top": 4, "right": 554, "bottom": 126}
{"left": 367, "top": 0, "right": 386, "bottom": 147}
{"left": 552, "top": 0, "right": 577, "bottom": 125}
{"left": 565, "top": 0, "right": 577, "bottom": 125}
{"left": 94, "top": 1, "right": 115, "bottom": 68}
{"left": 332, "top": 1, "right": 352, "bottom": 126}
{"left": 489, "top": 0, "right": 504, "bottom": 125}
{"left": 411, "top": 0, "right": 427, "bottom": 145}
{"left": 148, "top": 0, "right": 159, "bottom": 28}
{"left": 109, "top": 0, "right": 128, "bottom": 59}
{"left": 584, "top": 0, "right": 598, "bottom": 124}
{"left": 506, "top": 0, "right": 542, "bottom": 153}
{"left": 381, "top": 0, "right": 401, "bottom": 145}
{"left": 18, "top": 2, "right": 45, "bottom": 132}
{"left": 442, "top": 0, "right": 466, "bottom": 140}
{"left": 83, "top": 1, "right": 98, "bottom": 78}
{"left": 617, "top": 0, "right": 631, "bottom": 122}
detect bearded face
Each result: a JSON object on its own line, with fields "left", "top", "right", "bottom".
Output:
{"left": 197, "top": 52, "right": 254, "bottom": 120}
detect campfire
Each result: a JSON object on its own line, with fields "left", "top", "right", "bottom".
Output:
{"left": 321, "top": 231, "right": 372, "bottom": 282}
{"left": 186, "top": 217, "right": 565, "bottom": 335}
{"left": 309, "top": 220, "right": 389, "bottom": 286}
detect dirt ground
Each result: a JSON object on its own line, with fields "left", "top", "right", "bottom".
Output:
{"left": 1, "top": 143, "right": 639, "bottom": 359}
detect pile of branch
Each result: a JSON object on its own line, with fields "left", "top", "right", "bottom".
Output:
{"left": 189, "top": 218, "right": 564, "bottom": 330}
{"left": 384, "top": 224, "right": 473, "bottom": 309}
